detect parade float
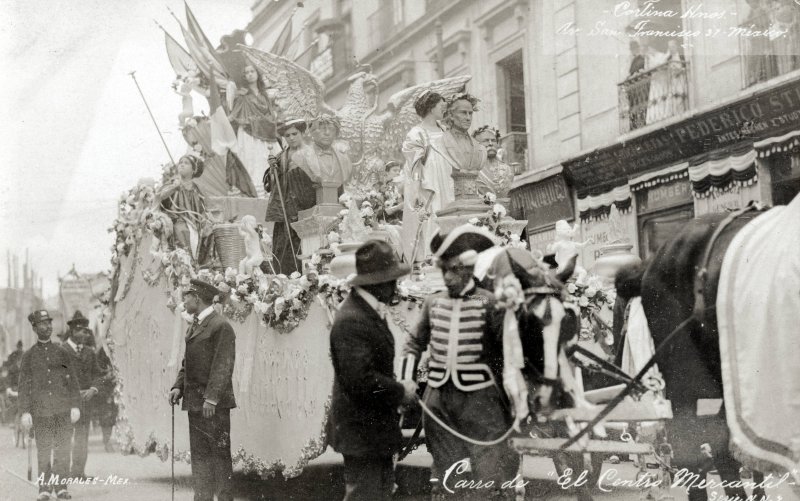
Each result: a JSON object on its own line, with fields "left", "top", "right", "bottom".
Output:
{"left": 101, "top": 7, "right": 662, "bottom": 487}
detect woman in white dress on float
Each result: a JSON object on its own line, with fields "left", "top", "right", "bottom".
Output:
{"left": 399, "top": 90, "right": 447, "bottom": 263}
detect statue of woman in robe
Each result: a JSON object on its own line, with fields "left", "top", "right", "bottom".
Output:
{"left": 228, "top": 64, "right": 280, "bottom": 198}
{"left": 398, "top": 90, "right": 447, "bottom": 262}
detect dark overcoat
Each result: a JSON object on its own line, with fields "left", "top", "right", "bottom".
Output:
{"left": 172, "top": 311, "right": 236, "bottom": 412}
{"left": 328, "top": 290, "right": 405, "bottom": 458}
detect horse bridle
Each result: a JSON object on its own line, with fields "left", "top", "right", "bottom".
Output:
{"left": 558, "top": 204, "right": 760, "bottom": 451}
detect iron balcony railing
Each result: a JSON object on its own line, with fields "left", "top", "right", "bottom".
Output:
{"left": 739, "top": 9, "right": 800, "bottom": 88}
{"left": 618, "top": 59, "right": 689, "bottom": 134}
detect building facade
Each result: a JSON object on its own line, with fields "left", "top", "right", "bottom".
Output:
{"left": 248, "top": 0, "right": 800, "bottom": 270}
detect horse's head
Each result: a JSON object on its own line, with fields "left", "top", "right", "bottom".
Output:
{"left": 484, "top": 248, "right": 581, "bottom": 424}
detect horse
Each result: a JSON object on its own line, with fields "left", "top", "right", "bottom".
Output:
{"left": 639, "top": 197, "right": 800, "bottom": 501}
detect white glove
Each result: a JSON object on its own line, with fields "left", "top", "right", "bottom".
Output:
{"left": 21, "top": 412, "right": 33, "bottom": 430}
{"left": 70, "top": 407, "right": 80, "bottom": 424}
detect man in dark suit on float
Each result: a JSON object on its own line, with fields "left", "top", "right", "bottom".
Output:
{"left": 328, "top": 240, "right": 419, "bottom": 501}
{"left": 168, "top": 279, "right": 236, "bottom": 501}
{"left": 62, "top": 325, "right": 106, "bottom": 481}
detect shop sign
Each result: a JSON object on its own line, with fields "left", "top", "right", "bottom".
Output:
{"left": 579, "top": 210, "right": 638, "bottom": 271}
{"left": 527, "top": 226, "right": 556, "bottom": 257}
{"left": 511, "top": 174, "right": 574, "bottom": 231}
{"left": 566, "top": 77, "right": 800, "bottom": 195}
{"left": 636, "top": 179, "right": 692, "bottom": 214}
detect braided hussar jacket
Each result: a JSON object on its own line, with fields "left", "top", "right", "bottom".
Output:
{"left": 401, "top": 287, "right": 505, "bottom": 391}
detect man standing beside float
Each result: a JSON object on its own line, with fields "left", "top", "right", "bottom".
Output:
{"left": 327, "top": 240, "right": 419, "bottom": 501}
{"left": 168, "top": 279, "right": 236, "bottom": 501}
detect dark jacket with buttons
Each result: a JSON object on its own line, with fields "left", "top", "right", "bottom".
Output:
{"left": 18, "top": 341, "right": 81, "bottom": 417}
{"left": 328, "top": 290, "right": 405, "bottom": 458}
{"left": 63, "top": 341, "right": 107, "bottom": 392}
{"left": 171, "top": 310, "right": 236, "bottom": 412}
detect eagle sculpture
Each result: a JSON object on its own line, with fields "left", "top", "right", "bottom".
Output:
{"left": 238, "top": 45, "right": 471, "bottom": 194}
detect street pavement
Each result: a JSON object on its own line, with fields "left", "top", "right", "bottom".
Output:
{"left": 1, "top": 423, "right": 797, "bottom": 500}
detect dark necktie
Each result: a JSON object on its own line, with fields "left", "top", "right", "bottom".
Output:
{"left": 188, "top": 317, "right": 199, "bottom": 337}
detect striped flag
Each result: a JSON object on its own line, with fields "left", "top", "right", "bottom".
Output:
{"left": 161, "top": 27, "right": 195, "bottom": 77}
{"left": 184, "top": 1, "right": 228, "bottom": 77}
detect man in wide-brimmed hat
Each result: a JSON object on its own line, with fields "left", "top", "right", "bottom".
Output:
{"left": 328, "top": 240, "right": 418, "bottom": 500}
{"left": 58, "top": 310, "right": 89, "bottom": 344}
{"left": 401, "top": 224, "right": 519, "bottom": 499}
{"left": 264, "top": 118, "right": 316, "bottom": 275}
{"left": 169, "top": 279, "right": 236, "bottom": 501}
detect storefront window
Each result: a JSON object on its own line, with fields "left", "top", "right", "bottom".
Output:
{"left": 771, "top": 153, "right": 800, "bottom": 205}
{"left": 638, "top": 207, "right": 694, "bottom": 259}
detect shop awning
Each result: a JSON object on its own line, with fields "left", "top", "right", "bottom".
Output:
{"left": 755, "top": 130, "right": 800, "bottom": 158}
{"left": 577, "top": 185, "right": 631, "bottom": 221}
{"left": 688, "top": 149, "right": 757, "bottom": 198}
{"left": 629, "top": 162, "right": 688, "bottom": 192}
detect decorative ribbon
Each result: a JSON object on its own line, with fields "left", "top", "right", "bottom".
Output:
{"left": 501, "top": 309, "right": 528, "bottom": 432}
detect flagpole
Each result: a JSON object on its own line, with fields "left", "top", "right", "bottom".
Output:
{"left": 269, "top": 142, "right": 299, "bottom": 268}
{"left": 129, "top": 71, "right": 177, "bottom": 166}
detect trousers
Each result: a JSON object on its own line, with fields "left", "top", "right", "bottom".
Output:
{"left": 342, "top": 455, "right": 395, "bottom": 501}
{"left": 70, "top": 402, "right": 91, "bottom": 477}
{"left": 34, "top": 412, "right": 72, "bottom": 493}
{"left": 188, "top": 409, "right": 234, "bottom": 501}
{"left": 424, "top": 381, "right": 519, "bottom": 500}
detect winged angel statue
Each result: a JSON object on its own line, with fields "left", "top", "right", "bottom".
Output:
{"left": 238, "top": 45, "right": 471, "bottom": 195}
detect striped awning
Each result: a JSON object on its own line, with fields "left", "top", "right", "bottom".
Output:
{"left": 577, "top": 185, "right": 632, "bottom": 221}
{"left": 689, "top": 149, "right": 757, "bottom": 198}
{"left": 754, "top": 130, "right": 800, "bottom": 158}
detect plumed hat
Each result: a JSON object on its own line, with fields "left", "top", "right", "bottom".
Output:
{"left": 432, "top": 224, "right": 497, "bottom": 265}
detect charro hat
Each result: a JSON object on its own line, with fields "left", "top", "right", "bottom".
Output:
{"left": 185, "top": 278, "right": 221, "bottom": 302}
{"left": 28, "top": 309, "right": 53, "bottom": 325}
{"left": 277, "top": 118, "right": 307, "bottom": 135}
{"left": 432, "top": 224, "right": 497, "bottom": 265}
{"left": 67, "top": 310, "right": 89, "bottom": 328}
{"left": 349, "top": 240, "right": 411, "bottom": 286}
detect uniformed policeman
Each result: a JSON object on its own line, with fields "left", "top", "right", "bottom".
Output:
{"left": 19, "top": 310, "right": 81, "bottom": 501}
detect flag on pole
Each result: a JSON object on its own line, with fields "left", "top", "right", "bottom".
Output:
{"left": 294, "top": 38, "right": 318, "bottom": 69}
{"left": 184, "top": 1, "right": 228, "bottom": 77}
{"left": 208, "top": 75, "right": 237, "bottom": 156}
{"left": 162, "top": 26, "right": 196, "bottom": 77}
{"left": 271, "top": 16, "right": 293, "bottom": 56}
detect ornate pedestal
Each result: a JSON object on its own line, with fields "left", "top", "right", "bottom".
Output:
{"left": 291, "top": 183, "right": 343, "bottom": 259}
{"left": 435, "top": 170, "right": 491, "bottom": 233}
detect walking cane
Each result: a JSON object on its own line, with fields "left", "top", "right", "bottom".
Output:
{"left": 26, "top": 431, "right": 32, "bottom": 482}
{"left": 171, "top": 403, "right": 175, "bottom": 501}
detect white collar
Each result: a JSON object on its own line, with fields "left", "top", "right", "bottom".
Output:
{"left": 66, "top": 338, "right": 79, "bottom": 351}
{"left": 196, "top": 305, "right": 214, "bottom": 323}
{"left": 459, "top": 279, "right": 476, "bottom": 297}
{"left": 355, "top": 287, "right": 386, "bottom": 318}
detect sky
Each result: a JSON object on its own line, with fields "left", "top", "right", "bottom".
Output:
{"left": 0, "top": 0, "right": 253, "bottom": 298}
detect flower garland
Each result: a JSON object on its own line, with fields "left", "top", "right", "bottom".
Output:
{"left": 563, "top": 270, "right": 616, "bottom": 346}
{"left": 468, "top": 193, "right": 529, "bottom": 249}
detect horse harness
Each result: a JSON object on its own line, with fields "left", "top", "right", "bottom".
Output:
{"left": 559, "top": 203, "right": 760, "bottom": 451}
